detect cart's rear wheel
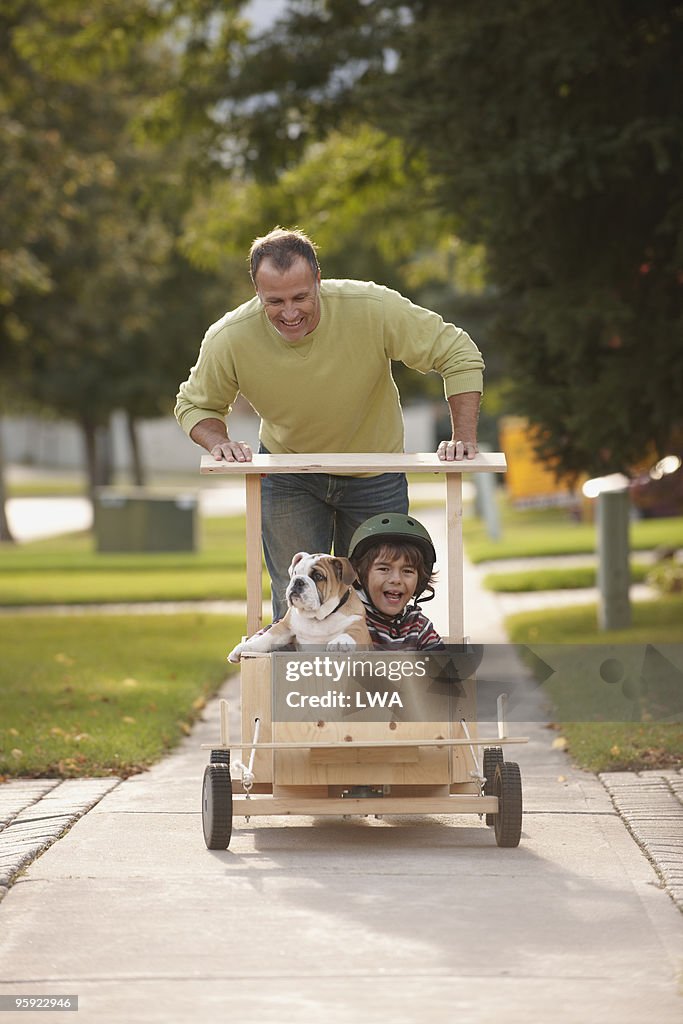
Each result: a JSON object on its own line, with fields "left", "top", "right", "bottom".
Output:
{"left": 202, "top": 764, "right": 233, "bottom": 849}
{"left": 483, "top": 746, "right": 504, "bottom": 826}
{"left": 493, "top": 762, "right": 522, "bottom": 848}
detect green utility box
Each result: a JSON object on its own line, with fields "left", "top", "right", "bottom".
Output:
{"left": 94, "top": 489, "right": 198, "bottom": 553}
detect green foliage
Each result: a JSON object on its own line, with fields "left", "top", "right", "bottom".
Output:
{"left": 0, "top": 0, "right": 228, "bottom": 495}
{"left": 647, "top": 560, "right": 683, "bottom": 594}
{"left": 202, "top": 0, "right": 683, "bottom": 479}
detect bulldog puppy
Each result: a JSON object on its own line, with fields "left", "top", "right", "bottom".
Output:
{"left": 228, "top": 552, "right": 371, "bottom": 662}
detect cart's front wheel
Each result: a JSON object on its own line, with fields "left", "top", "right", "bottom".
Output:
{"left": 483, "top": 746, "right": 504, "bottom": 826}
{"left": 202, "top": 764, "right": 233, "bottom": 849}
{"left": 493, "top": 762, "right": 522, "bottom": 848}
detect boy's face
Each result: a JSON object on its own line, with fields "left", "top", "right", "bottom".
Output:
{"left": 366, "top": 552, "right": 418, "bottom": 617}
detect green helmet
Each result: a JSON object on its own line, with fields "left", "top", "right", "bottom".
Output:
{"left": 348, "top": 513, "right": 437, "bottom": 577}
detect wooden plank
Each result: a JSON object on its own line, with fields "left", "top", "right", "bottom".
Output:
{"left": 308, "top": 746, "right": 420, "bottom": 765}
{"left": 245, "top": 474, "right": 262, "bottom": 635}
{"left": 272, "top": 716, "right": 452, "bottom": 785}
{"left": 272, "top": 785, "right": 329, "bottom": 799}
{"left": 201, "top": 452, "right": 507, "bottom": 476}
{"left": 239, "top": 656, "right": 273, "bottom": 783}
{"left": 202, "top": 736, "right": 528, "bottom": 750}
{"left": 445, "top": 473, "right": 464, "bottom": 642}
{"left": 232, "top": 795, "right": 499, "bottom": 816}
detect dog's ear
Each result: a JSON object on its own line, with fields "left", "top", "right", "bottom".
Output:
{"left": 288, "top": 551, "right": 309, "bottom": 577}
{"left": 330, "top": 556, "right": 358, "bottom": 587}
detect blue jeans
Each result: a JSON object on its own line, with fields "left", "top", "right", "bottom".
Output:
{"left": 260, "top": 449, "right": 408, "bottom": 620}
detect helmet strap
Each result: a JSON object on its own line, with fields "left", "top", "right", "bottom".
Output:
{"left": 414, "top": 584, "right": 435, "bottom": 605}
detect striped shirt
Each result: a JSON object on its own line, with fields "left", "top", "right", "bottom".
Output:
{"left": 358, "top": 590, "right": 443, "bottom": 651}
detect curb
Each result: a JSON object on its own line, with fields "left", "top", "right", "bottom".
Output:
{"left": 600, "top": 769, "right": 683, "bottom": 912}
{"left": 0, "top": 777, "right": 121, "bottom": 899}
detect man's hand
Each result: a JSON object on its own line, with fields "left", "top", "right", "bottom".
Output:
{"left": 190, "top": 418, "right": 253, "bottom": 462}
{"left": 210, "top": 439, "right": 253, "bottom": 463}
{"left": 437, "top": 439, "right": 478, "bottom": 462}
{"left": 437, "top": 392, "right": 481, "bottom": 461}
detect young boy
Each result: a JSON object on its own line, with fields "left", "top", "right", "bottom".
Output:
{"left": 348, "top": 513, "right": 443, "bottom": 650}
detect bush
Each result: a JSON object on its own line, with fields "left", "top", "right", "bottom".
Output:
{"left": 647, "top": 560, "right": 683, "bottom": 595}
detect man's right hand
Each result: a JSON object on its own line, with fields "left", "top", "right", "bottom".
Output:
{"left": 210, "top": 439, "right": 253, "bottom": 463}
{"left": 189, "top": 419, "right": 253, "bottom": 462}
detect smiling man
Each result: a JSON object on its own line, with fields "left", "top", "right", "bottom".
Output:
{"left": 175, "top": 226, "right": 485, "bottom": 619}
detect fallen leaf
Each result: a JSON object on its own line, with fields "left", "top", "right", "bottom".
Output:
{"left": 11, "top": 748, "right": 23, "bottom": 759}
{"left": 552, "top": 737, "right": 568, "bottom": 750}
{"left": 122, "top": 716, "right": 136, "bottom": 725}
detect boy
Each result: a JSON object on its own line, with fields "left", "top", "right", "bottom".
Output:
{"left": 348, "top": 513, "right": 443, "bottom": 650}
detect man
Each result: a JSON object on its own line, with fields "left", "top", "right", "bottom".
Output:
{"left": 175, "top": 227, "right": 484, "bottom": 618}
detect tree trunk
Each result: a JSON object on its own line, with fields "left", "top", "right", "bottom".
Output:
{"left": 96, "top": 423, "right": 113, "bottom": 488}
{"left": 0, "top": 424, "right": 16, "bottom": 544}
{"left": 81, "top": 417, "right": 115, "bottom": 505}
{"left": 125, "top": 411, "right": 145, "bottom": 486}
{"left": 81, "top": 416, "right": 99, "bottom": 505}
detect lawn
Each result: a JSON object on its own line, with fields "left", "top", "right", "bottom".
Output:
{"left": 464, "top": 505, "right": 683, "bottom": 563}
{"left": 0, "top": 516, "right": 268, "bottom": 605}
{"left": 0, "top": 613, "right": 245, "bottom": 778}
{"left": 483, "top": 563, "right": 650, "bottom": 592}
{"left": 505, "top": 597, "right": 683, "bottom": 772}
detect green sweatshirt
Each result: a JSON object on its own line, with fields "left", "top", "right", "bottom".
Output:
{"left": 174, "top": 278, "right": 484, "bottom": 456}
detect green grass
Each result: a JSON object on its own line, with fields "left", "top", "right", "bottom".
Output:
{"left": 464, "top": 506, "right": 683, "bottom": 563}
{"left": 505, "top": 597, "right": 683, "bottom": 772}
{"left": 0, "top": 517, "right": 268, "bottom": 605}
{"left": 8, "top": 479, "right": 87, "bottom": 498}
{"left": 483, "top": 563, "right": 650, "bottom": 592}
{"left": 0, "top": 613, "right": 245, "bottom": 778}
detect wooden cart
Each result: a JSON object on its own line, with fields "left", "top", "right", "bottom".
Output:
{"left": 199, "top": 453, "right": 527, "bottom": 848}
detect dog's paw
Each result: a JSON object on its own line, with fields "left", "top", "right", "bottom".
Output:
{"left": 326, "top": 633, "right": 357, "bottom": 652}
{"left": 227, "top": 642, "right": 244, "bottom": 663}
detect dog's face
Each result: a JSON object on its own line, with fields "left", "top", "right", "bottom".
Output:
{"left": 285, "top": 552, "right": 358, "bottom": 619}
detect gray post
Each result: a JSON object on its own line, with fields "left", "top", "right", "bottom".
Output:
{"left": 473, "top": 444, "right": 501, "bottom": 540}
{"left": 597, "top": 489, "right": 631, "bottom": 630}
{"left": 474, "top": 472, "right": 501, "bottom": 540}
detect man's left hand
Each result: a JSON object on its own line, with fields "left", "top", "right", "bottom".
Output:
{"left": 437, "top": 439, "right": 479, "bottom": 461}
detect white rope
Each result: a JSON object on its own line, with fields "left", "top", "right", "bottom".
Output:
{"left": 459, "top": 719, "right": 484, "bottom": 781}
{"left": 231, "top": 718, "right": 261, "bottom": 797}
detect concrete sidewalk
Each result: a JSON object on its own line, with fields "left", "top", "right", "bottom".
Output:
{"left": 0, "top": 509, "right": 682, "bottom": 1022}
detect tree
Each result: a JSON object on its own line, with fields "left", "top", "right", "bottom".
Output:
{"left": 0, "top": 0, "right": 228, "bottom": 504}
{"left": 182, "top": 0, "right": 683, "bottom": 479}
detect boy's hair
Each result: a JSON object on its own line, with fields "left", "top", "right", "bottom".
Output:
{"left": 249, "top": 227, "right": 320, "bottom": 284}
{"left": 352, "top": 540, "right": 437, "bottom": 603}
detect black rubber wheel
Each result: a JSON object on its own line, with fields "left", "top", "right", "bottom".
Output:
{"left": 483, "top": 747, "right": 504, "bottom": 826}
{"left": 202, "top": 764, "right": 233, "bottom": 849}
{"left": 493, "top": 761, "right": 523, "bottom": 848}
{"left": 210, "top": 749, "right": 231, "bottom": 764}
